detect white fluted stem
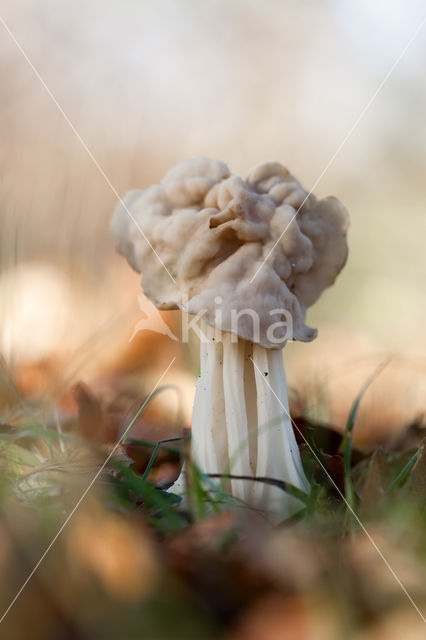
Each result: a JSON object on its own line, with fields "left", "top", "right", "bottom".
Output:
{"left": 172, "top": 320, "right": 309, "bottom": 519}
{"left": 191, "top": 323, "right": 228, "bottom": 476}
{"left": 252, "top": 344, "right": 309, "bottom": 513}
{"left": 222, "top": 331, "right": 252, "bottom": 502}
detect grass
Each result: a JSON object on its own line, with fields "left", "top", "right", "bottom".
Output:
{"left": 0, "top": 366, "right": 425, "bottom": 639}
{"left": 339, "top": 359, "right": 389, "bottom": 510}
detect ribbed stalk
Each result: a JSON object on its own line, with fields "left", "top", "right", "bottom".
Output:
{"left": 173, "top": 320, "right": 309, "bottom": 519}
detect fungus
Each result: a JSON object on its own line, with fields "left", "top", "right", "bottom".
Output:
{"left": 111, "top": 158, "right": 349, "bottom": 519}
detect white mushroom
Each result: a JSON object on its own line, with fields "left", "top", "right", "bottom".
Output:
{"left": 111, "top": 158, "right": 349, "bottom": 520}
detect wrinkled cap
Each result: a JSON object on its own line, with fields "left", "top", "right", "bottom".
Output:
{"left": 111, "top": 158, "right": 349, "bottom": 348}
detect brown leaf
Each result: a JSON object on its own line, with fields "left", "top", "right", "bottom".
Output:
{"left": 166, "top": 513, "right": 274, "bottom": 621}
{"left": 390, "top": 413, "right": 425, "bottom": 451}
{"left": 318, "top": 451, "right": 346, "bottom": 494}
{"left": 292, "top": 416, "right": 342, "bottom": 454}
{"left": 229, "top": 593, "right": 343, "bottom": 640}
{"left": 404, "top": 439, "right": 426, "bottom": 502}
{"left": 361, "top": 448, "right": 385, "bottom": 508}
{"left": 229, "top": 594, "right": 307, "bottom": 640}
{"left": 73, "top": 382, "right": 111, "bottom": 443}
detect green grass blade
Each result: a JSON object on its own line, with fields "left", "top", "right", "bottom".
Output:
{"left": 339, "top": 359, "right": 389, "bottom": 508}
{"left": 113, "top": 461, "right": 183, "bottom": 532}
{"left": 142, "top": 436, "right": 183, "bottom": 480}
{"left": 208, "top": 473, "right": 309, "bottom": 505}
{"left": 386, "top": 449, "right": 419, "bottom": 493}
{"left": 127, "top": 437, "right": 182, "bottom": 456}
{"left": 306, "top": 481, "right": 320, "bottom": 518}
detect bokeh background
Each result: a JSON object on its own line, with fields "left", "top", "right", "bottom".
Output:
{"left": 1, "top": 3, "right": 426, "bottom": 639}
{"left": 1, "top": 0, "right": 425, "bottom": 444}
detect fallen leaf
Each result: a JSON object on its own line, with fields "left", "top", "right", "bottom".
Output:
{"left": 73, "top": 382, "right": 112, "bottom": 443}
{"left": 361, "top": 448, "right": 385, "bottom": 508}
{"left": 404, "top": 439, "right": 426, "bottom": 502}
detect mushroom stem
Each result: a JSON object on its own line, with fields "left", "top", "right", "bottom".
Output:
{"left": 221, "top": 331, "right": 252, "bottom": 501}
{"left": 251, "top": 344, "right": 310, "bottom": 512}
{"left": 174, "top": 320, "right": 309, "bottom": 519}
{"left": 192, "top": 323, "right": 228, "bottom": 479}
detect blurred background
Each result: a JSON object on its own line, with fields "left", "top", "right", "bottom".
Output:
{"left": 1, "top": 0, "right": 425, "bottom": 443}
{"left": 1, "top": 2, "right": 426, "bottom": 639}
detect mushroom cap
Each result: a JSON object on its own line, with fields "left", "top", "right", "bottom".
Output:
{"left": 111, "top": 157, "right": 349, "bottom": 348}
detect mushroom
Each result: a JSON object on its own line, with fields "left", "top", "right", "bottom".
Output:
{"left": 111, "top": 158, "right": 349, "bottom": 519}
